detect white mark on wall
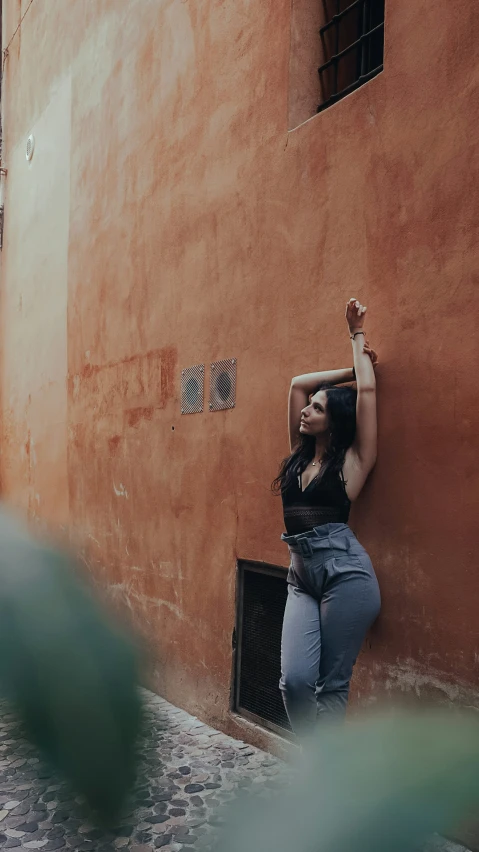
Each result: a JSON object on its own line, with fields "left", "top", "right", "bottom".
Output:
{"left": 107, "top": 581, "right": 184, "bottom": 622}
{"left": 113, "top": 482, "right": 128, "bottom": 498}
{"left": 160, "top": 2, "right": 195, "bottom": 103}
{"left": 159, "top": 561, "right": 175, "bottom": 578}
{"left": 384, "top": 660, "right": 479, "bottom": 707}
{"left": 29, "top": 437, "right": 37, "bottom": 468}
{"left": 149, "top": 560, "right": 184, "bottom": 582}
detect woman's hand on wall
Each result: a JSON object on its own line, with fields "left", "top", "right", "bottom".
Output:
{"left": 345, "top": 297, "right": 367, "bottom": 332}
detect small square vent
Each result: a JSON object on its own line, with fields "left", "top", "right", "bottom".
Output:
{"left": 209, "top": 359, "right": 236, "bottom": 411}
{"left": 181, "top": 364, "right": 204, "bottom": 414}
{"left": 233, "top": 561, "right": 291, "bottom": 737}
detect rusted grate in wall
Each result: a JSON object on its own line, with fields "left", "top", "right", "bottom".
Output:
{"left": 209, "top": 359, "right": 236, "bottom": 412}
{"left": 318, "top": 0, "right": 385, "bottom": 113}
{"left": 181, "top": 364, "right": 205, "bottom": 414}
{"left": 234, "top": 561, "right": 291, "bottom": 737}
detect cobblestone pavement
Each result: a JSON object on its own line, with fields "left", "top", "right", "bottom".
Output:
{"left": 0, "top": 691, "right": 288, "bottom": 851}
{"left": 0, "top": 692, "right": 471, "bottom": 852}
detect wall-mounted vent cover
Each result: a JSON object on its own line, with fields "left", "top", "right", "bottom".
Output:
{"left": 234, "top": 561, "right": 291, "bottom": 737}
{"left": 26, "top": 134, "right": 35, "bottom": 162}
{"left": 209, "top": 359, "right": 236, "bottom": 411}
{"left": 181, "top": 364, "right": 204, "bottom": 414}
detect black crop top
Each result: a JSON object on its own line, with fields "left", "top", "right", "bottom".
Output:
{"left": 281, "top": 468, "right": 351, "bottom": 535}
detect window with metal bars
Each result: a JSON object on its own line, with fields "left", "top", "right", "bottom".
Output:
{"left": 233, "top": 561, "right": 292, "bottom": 738}
{"left": 317, "top": 0, "right": 385, "bottom": 113}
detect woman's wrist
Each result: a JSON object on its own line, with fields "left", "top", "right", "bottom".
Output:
{"left": 349, "top": 329, "right": 366, "bottom": 339}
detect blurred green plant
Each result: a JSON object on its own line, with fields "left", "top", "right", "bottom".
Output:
{"left": 0, "top": 508, "right": 142, "bottom": 820}
{"left": 218, "top": 711, "right": 479, "bottom": 852}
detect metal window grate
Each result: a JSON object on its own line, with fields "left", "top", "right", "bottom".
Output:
{"left": 234, "top": 562, "right": 291, "bottom": 737}
{"left": 317, "top": 0, "right": 385, "bottom": 113}
{"left": 209, "top": 359, "right": 237, "bottom": 412}
{"left": 181, "top": 364, "right": 205, "bottom": 414}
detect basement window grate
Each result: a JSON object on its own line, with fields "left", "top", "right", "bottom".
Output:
{"left": 317, "top": 0, "right": 385, "bottom": 113}
{"left": 234, "top": 561, "right": 292, "bottom": 737}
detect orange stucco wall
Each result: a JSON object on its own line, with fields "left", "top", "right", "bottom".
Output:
{"left": 1, "top": 0, "right": 478, "bottom": 741}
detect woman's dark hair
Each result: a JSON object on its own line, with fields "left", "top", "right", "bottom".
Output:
{"left": 272, "top": 385, "right": 357, "bottom": 495}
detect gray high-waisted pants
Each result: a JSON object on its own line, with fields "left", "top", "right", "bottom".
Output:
{"left": 280, "top": 523, "right": 380, "bottom": 735}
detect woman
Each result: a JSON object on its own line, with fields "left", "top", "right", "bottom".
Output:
{"left": 273, "top": 298, "right": 381, "bottom": 736}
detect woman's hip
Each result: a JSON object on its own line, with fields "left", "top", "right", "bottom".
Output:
{"left": 282, "top": 523, "right": 378, "bottom": 593}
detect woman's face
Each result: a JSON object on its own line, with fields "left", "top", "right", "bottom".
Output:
{"left": 299, "top": 390, "right": 330, "bottom": 437}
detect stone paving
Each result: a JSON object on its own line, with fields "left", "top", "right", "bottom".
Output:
{"left": 0, "top": 690, "right": 471, "bottom": 852}
{"left": 0, "top": 690, "right": 288, "bottom": 851}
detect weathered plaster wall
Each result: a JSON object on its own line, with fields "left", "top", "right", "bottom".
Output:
{"left": 1, "top": 0, "right": 478, "bottom": 742}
